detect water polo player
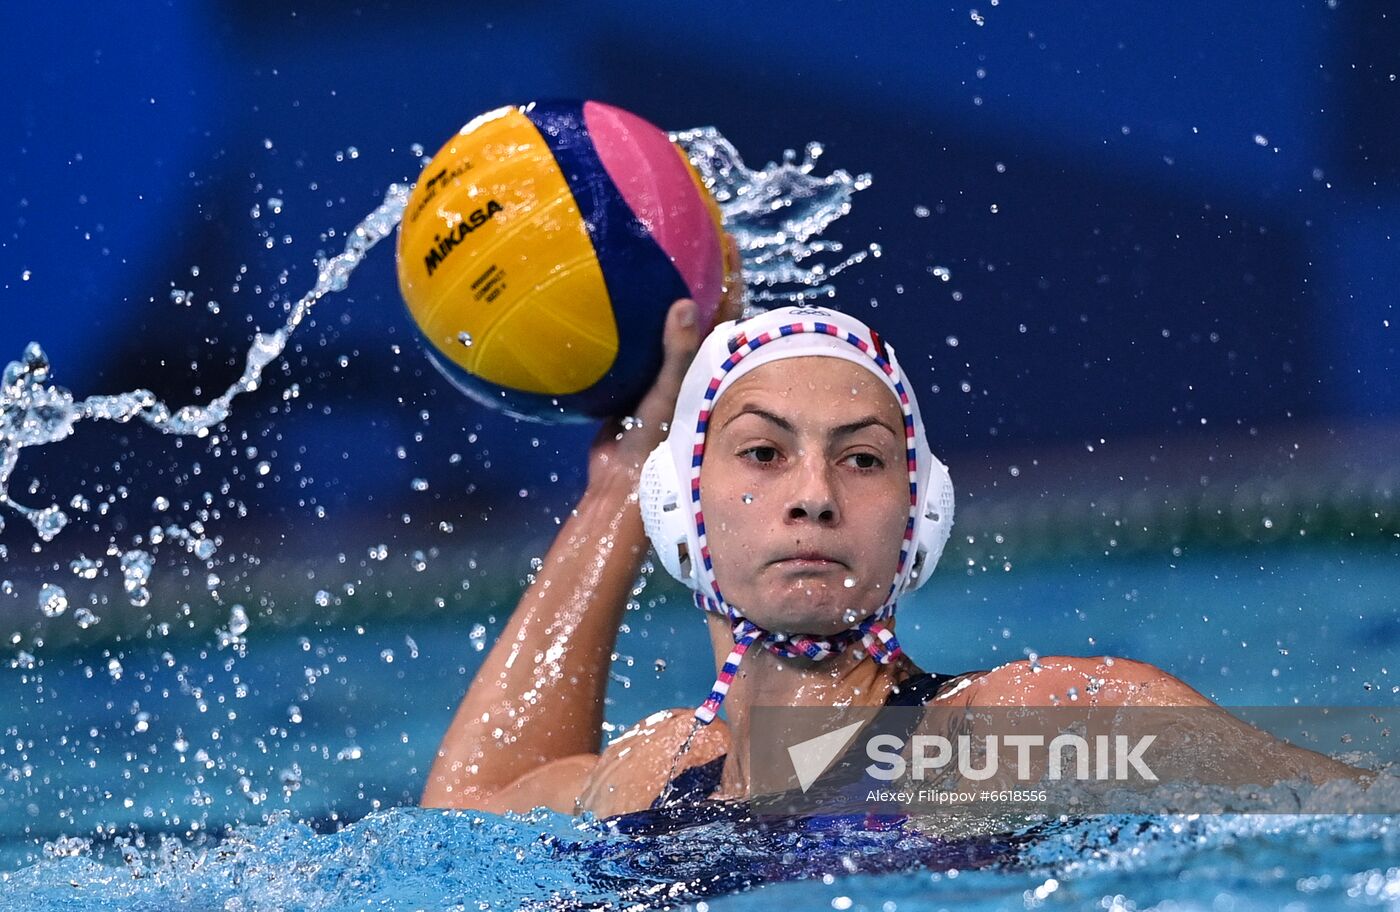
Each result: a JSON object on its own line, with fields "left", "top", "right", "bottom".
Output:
{"left": 423, "top": 301, "right": 1368, "bottom": 817}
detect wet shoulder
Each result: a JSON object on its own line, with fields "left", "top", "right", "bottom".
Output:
{"left": 577, "top": 707, "right": 730, "bottom": 817}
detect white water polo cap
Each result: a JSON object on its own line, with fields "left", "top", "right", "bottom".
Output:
{"left": 639, "top": 304, "right": 955, "bottom": 724}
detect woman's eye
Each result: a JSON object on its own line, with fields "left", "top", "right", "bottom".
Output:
{"left": 846, "top": 452, "right": 883, "bottom": 470}
{"left": 741, "top": 446, "right": 779, "bottom": 464}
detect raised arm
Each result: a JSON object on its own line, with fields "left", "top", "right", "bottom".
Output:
{"left": 421, "top": 298, "right": 705, "bottom": 811}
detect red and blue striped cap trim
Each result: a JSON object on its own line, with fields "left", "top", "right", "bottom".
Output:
{"left": 687, "top": 318, "right": 918, "bottom": 725}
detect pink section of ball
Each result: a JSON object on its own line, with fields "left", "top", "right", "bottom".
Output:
{"left": 584, "top": 101, "right": 723, "bottom": 328}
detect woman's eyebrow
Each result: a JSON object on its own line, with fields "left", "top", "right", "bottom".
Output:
{"left": 717, "top": 406, "right": 897, "bottom": 439}
{"left": 831, "top": 415, "right": 899, "bottom": 438}
{"left": 718, "top": 405, "right": 793, "bottom": 434}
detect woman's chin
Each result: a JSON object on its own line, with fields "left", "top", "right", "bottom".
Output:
{"left": 747, "top": 586, "right": 876, "bottom": 637}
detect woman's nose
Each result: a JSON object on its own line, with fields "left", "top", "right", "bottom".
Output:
{"left": 784, "top": 455, "right": 840, "bottom": 525}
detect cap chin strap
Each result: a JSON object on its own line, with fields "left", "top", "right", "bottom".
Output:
{"left": 691, "top": 591, "right": 904, "bottom": 725}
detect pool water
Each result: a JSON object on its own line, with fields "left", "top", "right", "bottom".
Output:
{"left": 1, "top": 544, "right": 1396, "bottom": 909}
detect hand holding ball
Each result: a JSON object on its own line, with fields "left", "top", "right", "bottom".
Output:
{"left": 396, "top": 100, "right": 730, "bottom": 422}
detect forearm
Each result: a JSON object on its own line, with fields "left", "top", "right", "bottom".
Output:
{"left": 424, "top": 468, "right": 651, "bottom": 805}
{"left": 421, "top": 293, "right": 725, "bottom": 808}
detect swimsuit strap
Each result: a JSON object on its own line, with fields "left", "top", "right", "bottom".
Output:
{"left": 885, "top": 669, "right": 961, "bottom": 706}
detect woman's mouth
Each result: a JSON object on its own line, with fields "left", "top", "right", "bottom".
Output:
{"left": 771, "top": 552, "right": 846, "bottom": 569}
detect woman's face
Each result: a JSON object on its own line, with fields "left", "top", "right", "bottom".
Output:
{"left": 698, "top": 356, "right": 910, "bottom": 636}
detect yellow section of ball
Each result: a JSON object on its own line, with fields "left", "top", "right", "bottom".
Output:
{"left": 396, "top": 106, "right": 619, "bottom": 396}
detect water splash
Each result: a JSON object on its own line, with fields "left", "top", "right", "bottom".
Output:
{"left": 1, "top": 130, "right": 862, "bottom": 543}
{"left": 672, "top": 127, "right": 876, "bottom": 306}
{"left": 4, "top": 804, "right": 1397, "bottom": 911}
{"left": 0, "top": 183, "right": 410, "bottom": 540}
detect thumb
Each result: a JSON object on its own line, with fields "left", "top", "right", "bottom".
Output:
{"left": 628, "top": 298, "right": 700, "bottom": 428}
{"left": 659, "top": 298, "right": 701, "bottom": 377}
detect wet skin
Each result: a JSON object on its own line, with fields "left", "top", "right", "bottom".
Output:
{"left": 423, "top": 295, "right": 1371, "bottom": 818}
{"left": 698, "top": 358, "right": 911, "bottom": 636}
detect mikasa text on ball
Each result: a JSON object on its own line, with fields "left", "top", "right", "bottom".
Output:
{"left": 396, "top": 100, "right": 728, "bottom": 422}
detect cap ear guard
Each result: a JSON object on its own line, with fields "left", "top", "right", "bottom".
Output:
{"left": 639, "top": 442, "right": 696, "bottom": 585}
{"left": 906, "top": 454, "right": 955, "bottom": 591}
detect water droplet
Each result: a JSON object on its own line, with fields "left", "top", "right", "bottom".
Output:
{"left": 843, "top": 576, "right": 856, "bottom": 588}
{"left": 31, "top": 506, "right": 69, "bottom": 542}
{"left": 120, "top": 549, "right": 154, "bottom": 607}
{"left": 410, "top": 478, "right": 429, "bottom": 492}
{"left": 457, "top": 331, "right": 473, "bottom": 347}
{"left": 741, "top": 493, "right": 754, "bottom": 504}
{"left": 38, "top": 583, "right": 68, "bottom": 617}
{"left": 227, "top": 604, "right": 250, "bottom": 637}
{"left": 152, "top": 496, "right": 170, "bottom": 511}
{"left": 468, "top": 623, "right": 488, "bottom": 652}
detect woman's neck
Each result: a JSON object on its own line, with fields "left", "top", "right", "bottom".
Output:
{"left": 703, "top": 612, "right": 917, "bottom": 800}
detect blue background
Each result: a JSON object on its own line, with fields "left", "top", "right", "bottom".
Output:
{"left": 2, "top": 2, "right": 1396, "bottom": 531}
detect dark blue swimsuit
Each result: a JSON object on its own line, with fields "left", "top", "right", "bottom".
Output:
{"left": 649, "top": 670, "right": 963, "bottom": 810}
{"left": 569, "top": 670, "right": 1022, "bottom": 907}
